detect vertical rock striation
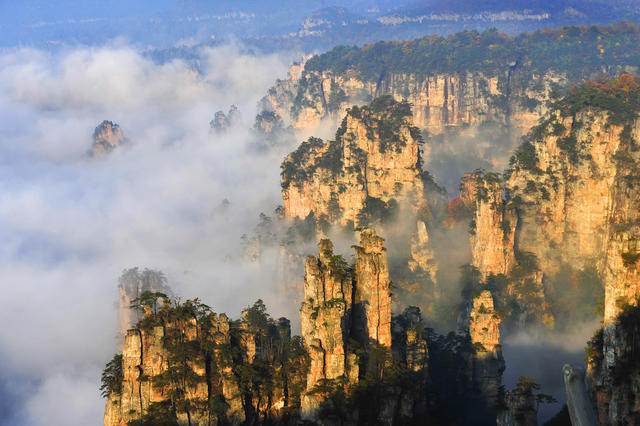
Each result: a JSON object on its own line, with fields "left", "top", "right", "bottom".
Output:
{"left": 468, "top": 290, "right": 505, "bottom": 406}
{"left": 408, "top": 220, "right": 438, "bottom": 283}
{"left": 104, "top": 309, "right": 246, "bottom": 426}
{"left": 300, "top": 239, "right": 357, "bottom": 418}
{"left": 299, "top": 229, "right": 395, "bottom": 421}
{"left": 354, "top": 228, "right": 392, "bottom": 348}
{"left": 467, "top": 172, "right": 516, "bottom": 278}
{"left": 261, "top": 68, "right": 559, "bottom": 140}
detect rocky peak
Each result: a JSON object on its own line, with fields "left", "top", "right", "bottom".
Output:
{"left": 91, "top": 120, "right": 124, "bottom": 157}
{"left": 210, "top": 105, "right": 242, "bottom": 134}
{"left": 281, "top": 96, "right": 427, "bottom": 227}
{"left": 468, "top": 290, "right": 505, "bottom": 406}
{"left": 299, "top": 229, "right": 395, "bottom": 419}
{"left": 459, "top": 172, "right": 480, "bottom": 208}
{"left": 354, "top": 228, "right": 392, "bottom": 348}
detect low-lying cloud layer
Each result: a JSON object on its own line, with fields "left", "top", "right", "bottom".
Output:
{"left": 0, "top": 42, "right": 293, "bottom": 425}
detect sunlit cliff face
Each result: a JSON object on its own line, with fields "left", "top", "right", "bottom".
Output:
{"left": 0, "top": 43, "right": 292, "bottom": 426}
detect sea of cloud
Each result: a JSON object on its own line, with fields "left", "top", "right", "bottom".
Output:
{"left": 0, "top": 42, "right": 296, "bottom": 425}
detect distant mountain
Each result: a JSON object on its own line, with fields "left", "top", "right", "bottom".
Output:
{"left": 4, "top": 0, "right": 640, "bottom": 53}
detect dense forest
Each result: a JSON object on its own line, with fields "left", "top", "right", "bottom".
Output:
{"left": 305, "top": 23, "right": 640, "bottom": 81}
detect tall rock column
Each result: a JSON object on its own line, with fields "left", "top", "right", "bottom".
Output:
{"left": 354, "top": 228, "right": 392, "bottom": 348}
{"left": 465, "top": 172, "right": 516, "bottom": 278}
{"left": 468, "top": 290, "right": 505, "bottom": 406}
{"left": 300, "top": 239, "right": 357, "bottom": 418}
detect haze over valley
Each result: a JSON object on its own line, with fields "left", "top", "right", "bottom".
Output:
{"left": 3, "top": 2, "right": 640, "bottom": 426}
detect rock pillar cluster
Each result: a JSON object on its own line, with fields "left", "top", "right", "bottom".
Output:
{"left": 104, "top": 312, "right": 245, "bottom": 426}
{"left": 300, "top": 229, "right": 394, "bottom": 419}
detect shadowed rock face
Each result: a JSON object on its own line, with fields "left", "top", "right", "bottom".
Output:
{"left": 91, "top": 120, "right": 125, "bottom": 157}
{"left": 563, "top": 364, "right": 599, "bottom": 426}
{"left": 497, "top": 387, "right": 538, "bottom": 426}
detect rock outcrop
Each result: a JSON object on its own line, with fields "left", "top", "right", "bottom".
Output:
{"left": 262, "top": 67, "right": 557, "bottom": 140}
{"left": 104, "top": 297, "right": 308, "bottom": 426}
{"left": 563, "top": 364, "right": 599, "bottom": 426}
{"left": 260, "top": 25, "right": 640, "bottom": 154}
{"left": 91, "top": 120, "right": 125, "bottom": 157}
{"left": 281, "top": 96, "right": 428, "bottom": 227}
{"left": 454, "top": 76, "right": 640, "bottom": 330}
{"left": 497, "top": 386, "right": 538, "bottom": 426}
{"left": 408, "top": 220, "right": 437, "bottom": 283}
{"left": 460, "top": 169, "right": 544, "bottom": 328}
{"left": 506, "top": 109, "right": 629, "bottom": 275}
{"left": 496, "top": 75, "right": 640, "bottom": 424}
